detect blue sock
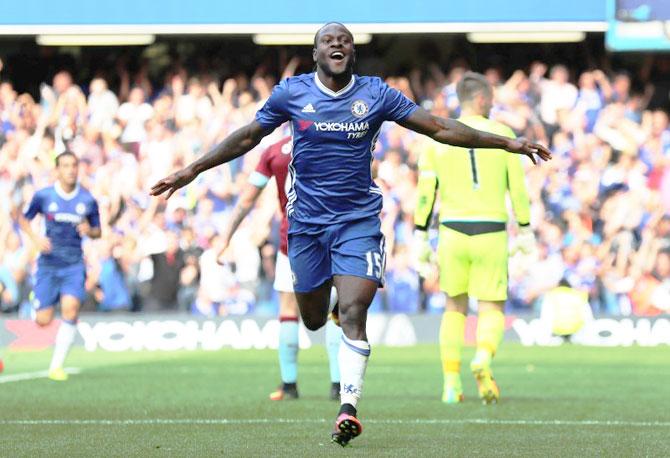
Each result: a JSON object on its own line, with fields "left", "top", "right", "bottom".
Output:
{"left": 326, "top": 319, "right": 342, "bottom": 383}
{"left": 278, "top": 318, "right": 299, "bottom": 384}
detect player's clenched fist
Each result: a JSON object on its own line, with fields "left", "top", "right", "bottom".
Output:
{"left": 35, "top": 235, "right": 52, "bottom": 253}
{"left": 77, "top": 220, "right": 91, "bottom": 237}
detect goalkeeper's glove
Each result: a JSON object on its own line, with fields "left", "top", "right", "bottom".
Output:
{"left": 511, "top": 224, "right": 537, "bottom": 257}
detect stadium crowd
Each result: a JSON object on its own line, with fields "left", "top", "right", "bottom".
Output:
{"left": 0, "top": 54, "right": 669, "bottom": 317}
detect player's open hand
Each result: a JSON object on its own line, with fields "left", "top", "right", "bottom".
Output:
{"left": 150, "top": 166, "right": 198, "bottom": 200}
{"left": 504, "top": 137, "right": 552, "bottom": 164}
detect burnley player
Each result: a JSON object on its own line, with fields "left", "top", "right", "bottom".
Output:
{"left": 414, "top": 72, "right": 535, "bottom": 405}
{"left": 19, "top": 151, "right": 101, "bottom": 381}
{"left": 151, "top": 22, "right": 551, "bottom": 446}
{"left": 217, "top": 136, "right": 342, "bottom": 401}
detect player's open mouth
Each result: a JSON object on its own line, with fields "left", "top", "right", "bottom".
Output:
{"left": 330, "top": 52, "right": 345, "bottom": 61}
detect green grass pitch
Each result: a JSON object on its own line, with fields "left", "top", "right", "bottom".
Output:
{"left": 1, "top": 344, "right": 668, "bottom": 457}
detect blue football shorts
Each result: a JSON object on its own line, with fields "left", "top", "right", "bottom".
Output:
{"left": 287, "top": 216, "right": 386, "bottom": 293}
{"left": 32, "top": 262, "right": 87, "bottom": 310}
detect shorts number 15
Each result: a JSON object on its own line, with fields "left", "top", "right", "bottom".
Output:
{"left": 366, "top": 251, "right": 383, "bottom": 279}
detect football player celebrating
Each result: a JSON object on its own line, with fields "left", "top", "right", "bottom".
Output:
{"left": 151, "top": 22, "right": 550, "bottom": 446}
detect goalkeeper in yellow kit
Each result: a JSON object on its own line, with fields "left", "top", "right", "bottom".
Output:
{"left": 414, "top": 72, "right": 536, "bottom": 404}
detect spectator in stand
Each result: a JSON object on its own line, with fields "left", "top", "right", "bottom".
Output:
{"left": 0, "top": 51, "right": 668, "bottom": 316}
{"left": 117, "top": 86, "right": 153, "bottom": 154}
{"left": 535, "top": 64, "right": 578, "bottom": 138}
{"left": 147, "top": 230, "right": 185, "bottom": 310}
{"left": 87, "top": 78, "right": 119, "bottom": 134}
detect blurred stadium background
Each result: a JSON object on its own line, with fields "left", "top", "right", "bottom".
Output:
{"left": 2, "top": 1, "right": 670, "bottom": 455}
{"left": 2, "top": 0, "right": 669, "bottom": 350}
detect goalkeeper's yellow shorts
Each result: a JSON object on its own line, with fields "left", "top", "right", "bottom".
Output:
{"left": 438, "top": 226, "right": 508, "bottom": 301}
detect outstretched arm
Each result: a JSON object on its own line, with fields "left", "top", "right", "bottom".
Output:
{"left": 150, "top": 120, "right": 271, "bottom": 199}
{"left": 399, "top": 107, "right": 552, "bottom": 164}
{"left": 217, "top": 182, "right": 264, "bottom": 263}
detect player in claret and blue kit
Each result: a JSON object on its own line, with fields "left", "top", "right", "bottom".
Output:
{"left": 216, "top": 136, "right": 342, "bottom": 402}
{"left": 151, "top": 22, "right": 551, "bottom": 446}
{"left": 19, "top": 151, "right": 101, "bottom": 381}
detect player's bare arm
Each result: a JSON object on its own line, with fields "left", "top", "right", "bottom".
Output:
{"left": 217, "top": 183, "right": 264, "bottom": 263}
{"left": 77, "top": 220, "right": 101, "bottom": 239}
{"left": 17, "top": 214, "right": 51, "bottom": 253}
{"left": 150, "top": 120, "right": 271, "bottom": 200}
{"left": 399, "top": 107, "right": 552, "bottom": 164}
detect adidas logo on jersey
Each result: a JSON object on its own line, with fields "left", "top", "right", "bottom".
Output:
{"left": 301, "top": 103, "right": 316, "bottom": 113}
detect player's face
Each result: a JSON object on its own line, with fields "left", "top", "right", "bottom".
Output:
{"left": 313, "top": 24, "right": 355, "bottom": 77}
{"left": 56, "top": 155, "right": 79, "bottom": 187}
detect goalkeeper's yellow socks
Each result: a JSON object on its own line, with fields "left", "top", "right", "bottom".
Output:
{"left": 440, "top": 311, "right": 466, "bottom": 403}
{"left": 440, "top": 311, "right": 465, "bottom": 375}
{"left": 473, "top": 309, "right": 505, "bottom": 365}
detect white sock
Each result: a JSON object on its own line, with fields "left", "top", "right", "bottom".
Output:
{"left": 50, "top": 320, "right": 78, "bottom": 370}
{"left": 338, "top": 335, "right": 370, "bottom": 409}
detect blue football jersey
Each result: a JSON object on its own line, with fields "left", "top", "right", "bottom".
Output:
{"left": 23, "top": 184, "right": 100, "bottom": 267}
{"left": 255, "top": 73, "right": 418, "bottom": 226}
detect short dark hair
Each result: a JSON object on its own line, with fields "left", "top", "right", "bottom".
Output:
{"left": 313, "top": 22, "right": 353, "bottom": 47}
{"left": 456, "top": 72, "right": 492, "bottom": 103}
{"left": 55, "top": 151, "right": 78, "bottom": 167}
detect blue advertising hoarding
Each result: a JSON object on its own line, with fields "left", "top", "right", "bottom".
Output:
{"left": 0, "top": 0, "right": 605, "bottom": 32}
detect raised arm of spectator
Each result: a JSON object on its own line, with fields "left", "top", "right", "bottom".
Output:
{"left": 207, "top": 81, "right": 223, "bottom": 108}
{"left": 49, "top": 92, "right": 67, "bottom": 127}
{"left": 214, "top": 78, "right": 237, "bottom": 113}
{"left": 281, "top": 56, "right": 301, "bottom": 80}
{"left": 137, "top": 196, "right": 160, "bottom": 233}
{"left": 252, "top": 77, "right": 271, "bottom": 101}
{"left": 74, "top": 87, "right": 88, "bottom": 123}
{"left": 217, "top": 181, "right": 265, "bottom": 263}
{"left": 592, "top": 70, "right": 613, "bottom": 102}
{"left": 426, "top": 63, "right": 447, "bottom": 88}
{"left": 630, "top": 227, "right": 659, "bottom": 279}
{"left": 635, "top": 205, "right": 665, "bottom": 273}
{"left": 117, "top": 60, "right": 130, "bottom": 103}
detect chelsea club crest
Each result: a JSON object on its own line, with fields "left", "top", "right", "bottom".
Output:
{"left": 351, "top": 100, "right": 368, "bottom": 118}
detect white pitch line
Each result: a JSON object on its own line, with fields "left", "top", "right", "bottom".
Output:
{"left": 0, "top": 368, "right": 81, "bottom": 384}
{"left": 0, "top": 418, "right": 667, "bottom": 427}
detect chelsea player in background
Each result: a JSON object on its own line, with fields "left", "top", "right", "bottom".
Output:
{"left": 151, "top": 22, "right": 551, "bottom": 446}
{"left": 19, "top": 151, "right": 101, "bottom": 381}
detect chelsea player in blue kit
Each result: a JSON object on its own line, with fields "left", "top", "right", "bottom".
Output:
{"left": 19, "top": 151, "right": 101, "bottom": 381}
{"left": 151, "top": 22, "right": 551, "bottom": 446}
